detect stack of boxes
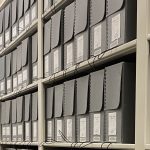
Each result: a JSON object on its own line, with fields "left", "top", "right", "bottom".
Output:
{"left": 1, "top": 91, "right": 38, "bottom": 142}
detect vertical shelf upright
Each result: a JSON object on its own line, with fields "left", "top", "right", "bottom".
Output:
{"left": 37, "top": 0, "right": 45, "bottom": 150}
{"left": 135, "top": 0, "right": 150, "bottom": 150}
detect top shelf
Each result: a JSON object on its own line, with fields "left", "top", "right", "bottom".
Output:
{"left": 0, "top": 19, "right": 38, "bottom": 57}
{"left": 42, "top": 0, "right": 74, "bottom": 20}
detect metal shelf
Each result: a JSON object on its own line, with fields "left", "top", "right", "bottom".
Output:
{"left": 0, "top": 0, "right": 10, "bottom": 10}
{"left": 0, "top": 0, "right": 148, "bottom": 149}
{"left": 42, "top": 39, "right": 136, "bottom": 85}
{"left": 0, "top": 142, "right": 38, "bottom": 146}
{"left": 0, "top": 81, "right": 38, "bottom": 101}
{"left": 147, "top": 34, "right": 150, "bottom": 41}
{"left": 42, "top": 0, "right": 74, "bottom": 20}
{"left": 43, "top": 142, "right": 135, "bottom": 149}
{"left": 145, "top": 144, "right": 150, "bottom": 150}
{"left": 0, "top": 19, "right": 38, "bottom": 57}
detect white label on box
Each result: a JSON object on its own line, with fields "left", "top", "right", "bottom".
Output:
{"left": 25, "top": 12, "right": 30, "bottom": 27}
{"left": 67, "top": 43, "right": 73, "bottom": 67}
{"left": 93, "top": 114, "right": 101, "bottom": 136}
{"left": 80, "top": 118, "right": 86, "bottom": 142}
{"left": 33, "top": 64, "right": 38, "bottom": 78}
{"left": 12, "top": 25, "right": 17, "bottom": 38}
{"left": 77, "top": 35, "right": 84, "bottom": 62}
{"left": 13, "top": 77, "right": 17, "bottom": 88}
{"left": 31, "top": 5, "right": 36, "bottom": 21}
{"left": 0, "top": 35, "right": 2, "bottom": 45}
{"left": 23, "top": 69, "right": 27, "bottom": 82}
{"left": 13, "top": 126, "right": 17, "bottom": 136}
{"left": 5, "top": 31, "right": 10, "bottom": 43}
{"left": 7, "top": 79, "right": 11, "bottom": 90}
{"left": 94, "top": 24, "right": 102, "bottom": 50}
{"left": 109, "top": 136, "right": 117, "bottom": 142}
{"left": 6, "top": 127, "right": 10, "bottom": 136}
{"left": 44, "top": 55, "right": 49, "bottom": 74}
{"left": 57, "top": 120, "right": 62, "bottom": 141}
{"left": 47, "top": 121, "right": 52, "bottom": 137}
{"left": 33, "top": 122, "right": 37, "bottom": 139}
{"left": 54, "top": 49, "right": 59, "bottom": 73}
{"left": 108, "top": 112, "right": 117, "bottom": 136}
{"left": 25, "top": 122, "right": 30, "bottom": 138}
{"left": 18, "top": 73, "right": 22, "bottom": 85}
{"left": 2, "top": 127, "right": 5, "bottom": 136}
{"left": 18, "top": 124, "right": 23, "bottom": 135}
{"left": 111, "top": 14, "right": 121, "bottom": 42}
{"left": 44, "top": 0, "right": 49, "bottom": 11}
{"left": 54, "top": 0, "right": 61, "bottom": 4}
{"left": 67, "top": 119, "right": 72, "bottom": 141}
{"left": 19, "top": 20, "right": 24, "bottom": 33}
{"left": 0, "top": 81, "right": 4, "bottom": 91}
{"left": 110, "top": 40, "right": 119, "bottom": 49}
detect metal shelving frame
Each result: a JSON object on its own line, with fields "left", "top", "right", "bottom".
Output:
{"left": 0, "top": 0, "right": 148, "bottom": 150}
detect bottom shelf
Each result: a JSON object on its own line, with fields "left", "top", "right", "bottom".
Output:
{"left": 0, "top": 141, "right": 38, "bottom": 146}
{"left": 43, "top": 142, "right": 135, "bottom": 149}
{"left": 0, "top": 141, "right": 136, "bottom": 149}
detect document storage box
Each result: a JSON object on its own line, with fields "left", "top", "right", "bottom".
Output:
{"left": 74, "top": 0, "right": 89, "bottom": 64}
{"left": 18, "top": 0, "right": 24, "bottom": 34}
{"left": 12, "top": 49, "right": 18, "bottom": 91}
{"left": 30, "top": 0, "right": 38, "bottom": 22}
{"left": 24, "top": 94, "right": 32, "bottom": 141}
{"left": 104, "top": 62, "right": 135, "bottom": 143}
{"left": 51, "top": 10, "right": 64, "bottom": 74}
{"left": 0, "top": 10, "right": 4, "bottom": 50}
{"left": 24, "top": 0, "right": 31, "bottom": 28}
{"left": 76, "top": 75, "right": 90, "bottom": 142}
{"left": 64, "top": 2, "right": 75, "bottom": 69}
{"left": 1, "top": 102, "right": 6, "bottom": 141}
{"left": 64, "top": 80, "right": 76, "bottom": 142}
{"left": 12, "top": 99, "right": 17, "bottom": 141}
{"left": 89, "top": 70, "right": 104, "bottom": 142}
{"left": 6, "top": 53, "right": 12, "bottom": 94}
{"left": 54, "top": 84, "right": 64, "bottom": 142}
{"left": 0, "top": 56, "right": 6, "bottom": 96}
{"left": 5, "top": 100, "right": 11, "bottom": 142}
{"left": 5, "top": 4, "right": 12, "bottom": 46}
{"left": 44, "top": 20, "right": 52, "bottom": 78}
{"left": 32, "top": 92, "right": 38, "bottom": 142}
{"left": 46, "top": 87, "right": 55, "bottom": 142}
{"left": 22, "top": 37, "right": 32, "bottom": 87}
{"left": 17, "top": 45, "right": 22, "bottom": 90}
{"left": 17, "top": 96, "right": 24, "bottom": 142}
{"left": 32, "top": 33, "right": 38, "bottom": 82}
{"left": 11, "top": 0, "right": 18, "bottom": 40}
{"left": 107, "top": 0, "right": 137, "bottom": 49}
{"left": 90, "top": 0, "right": 106, "bottom": 56}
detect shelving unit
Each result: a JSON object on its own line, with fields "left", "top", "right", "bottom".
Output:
{"left": 0, "top": 0, "right": 149, "bottom": 150}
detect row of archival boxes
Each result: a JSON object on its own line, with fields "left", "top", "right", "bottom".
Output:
{"left": 0, "top": 0, "right": 38, "bottom": 50}
{"left": 1, "top": 62, "right": 135, "bottom": 143}
{"left": 43, "top": 0, "right": 137, "bottom": 78}
{"left": 0, "top": 32, "right": 38, "bottom": 96}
